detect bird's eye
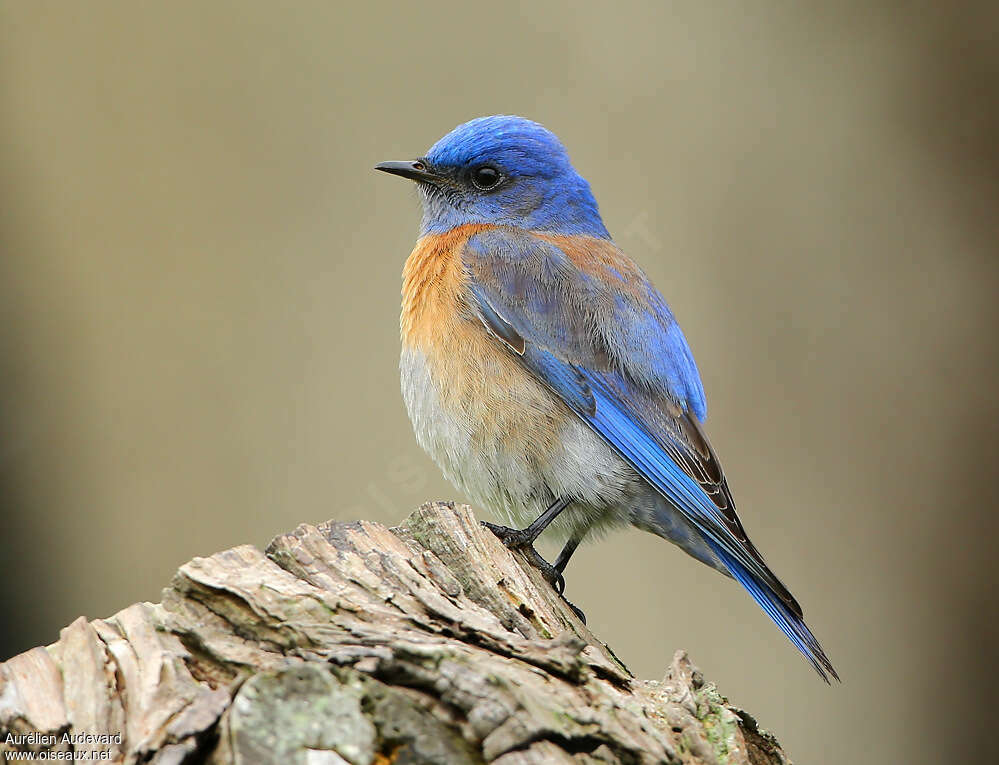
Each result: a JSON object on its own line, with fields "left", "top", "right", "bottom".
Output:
{"left": 470, "top": 165, "right": 502, "bottom": 190}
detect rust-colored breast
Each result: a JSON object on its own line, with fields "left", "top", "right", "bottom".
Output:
{"left": 400, "top": 223, "right": 491, "bottom": 351}
{"left": 399, "top": 223, "right": 568, "bottom": 460}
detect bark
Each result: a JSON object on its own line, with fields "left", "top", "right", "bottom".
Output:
{"left": 0, "top": 502, "right": 790, "bottom": 764}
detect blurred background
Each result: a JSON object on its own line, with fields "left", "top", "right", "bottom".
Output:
{"left": 1, "top": 1, "right": 996, "bottom": 762}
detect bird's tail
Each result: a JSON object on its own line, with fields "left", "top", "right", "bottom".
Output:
{"left": 708, "top": 540, "right": 840, "bottom": 683}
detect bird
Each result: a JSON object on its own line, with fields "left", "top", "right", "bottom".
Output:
{"left": 375, "top": 115, "right": 838, "bottom": 682}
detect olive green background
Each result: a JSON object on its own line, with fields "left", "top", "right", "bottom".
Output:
{"left": 1, "top": 2, "right": 996, "bottom": 763}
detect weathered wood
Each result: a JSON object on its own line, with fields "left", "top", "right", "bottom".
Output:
{"left": 0, "top": 502, "right": 790, "bottom": 764}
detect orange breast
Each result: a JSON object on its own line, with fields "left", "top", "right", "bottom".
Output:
{"left": 400, "top": 223, "right": 487, "bottom": 352}
{"left": 400, "top": 224, "right": 568, "bottom": 461}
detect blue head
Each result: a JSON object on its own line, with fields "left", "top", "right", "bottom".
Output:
{"left": 376, "top": 116, "right": 610, "bottom": 238}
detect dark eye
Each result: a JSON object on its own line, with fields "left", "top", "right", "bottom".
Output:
{"left": 470, "top": 165, "right": 502, "bottom": 190}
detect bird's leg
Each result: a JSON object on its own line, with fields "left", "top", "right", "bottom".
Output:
{"left": 482, "top": 497, "right": 588, "bottom": 622}
{"left": 551, "top": 530, "right": 588, "bottom": 623}
{"left": 552, "top": 531, "right": 586, "bottom": 592}
{"left": 481, "top": 496, "right": 572, "bottom": 548}
{"left": 481, "top": 496, "right": 571, "bottom": 586}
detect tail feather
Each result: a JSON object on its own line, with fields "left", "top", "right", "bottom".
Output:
{"left": 708, "top": 540, "right": 840, "bottom": 683}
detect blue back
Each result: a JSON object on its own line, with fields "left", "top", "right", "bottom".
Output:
{"left": 406, "top": 115, "right": 838, "bottom": 681}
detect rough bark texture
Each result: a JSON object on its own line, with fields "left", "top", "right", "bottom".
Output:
{"left": 0, "top": 502, "right": 790, "bottom": 764}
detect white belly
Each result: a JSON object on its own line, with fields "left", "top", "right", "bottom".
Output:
{"left": 399, "top": 346, "right": 641, "bottom": 539}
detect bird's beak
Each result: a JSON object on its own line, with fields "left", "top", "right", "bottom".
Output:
{"left": 374, "top": 159, "right": 440, "bottom": 183}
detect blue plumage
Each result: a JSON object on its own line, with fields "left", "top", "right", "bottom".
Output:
{"left": 420, "top": 116, "right": 609, "bottom": 237}
{"left": 467, "top": 230, "right": 838, "bottom": 681}
{"left": 379, "top": 115, "right": 838, "bottom": 682}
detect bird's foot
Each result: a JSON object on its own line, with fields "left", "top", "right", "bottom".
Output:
{"left": 480, "top": 521, "right": 537, "bottom": 549}
{"left": 481, "top": 521, "right": 585, "bottom": 623}
{"left": 481, "top": 522, "right": 561, "bottom": 583}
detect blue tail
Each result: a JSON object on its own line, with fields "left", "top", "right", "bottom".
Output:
{"left": 505, "top": 344, "right": 839, "bottom": 680}
{"left": 708, "top": 540, "right": 840, "bottom": 682}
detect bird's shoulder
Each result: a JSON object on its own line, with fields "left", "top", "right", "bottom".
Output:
{"left": 460, "top": 225, "right": 647, "bottom": 293}
{"left": 460, "top": 226, "right": 707, "bottom": 421}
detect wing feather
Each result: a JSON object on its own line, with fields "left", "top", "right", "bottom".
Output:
{"left": 462, "top": 227, "right": 837, "bottom": 680}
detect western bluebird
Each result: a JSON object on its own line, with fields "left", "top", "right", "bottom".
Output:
{"left": 376, "top": 115, "right": 838, "bottom": 681}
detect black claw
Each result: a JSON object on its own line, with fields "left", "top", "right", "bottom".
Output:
{"left": 482, "top": 520, "right": 582, "bottom": 621}
{"left": 564, "top": 598, "right": 587, "bottom": 624}
{"left": 480, "top": 521, "right": 534, "bottom": 548}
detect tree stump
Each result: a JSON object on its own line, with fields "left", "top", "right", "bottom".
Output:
{"left": 0, "top": 502, "right": 790, "bottom": 764}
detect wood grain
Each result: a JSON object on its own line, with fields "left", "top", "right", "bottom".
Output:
{"left": 0, "top": 502, "right": 790, "bottom": 764}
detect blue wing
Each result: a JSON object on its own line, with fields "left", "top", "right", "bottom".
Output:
{"left": 463, "top": 227, "right": 838, "bottom": 682}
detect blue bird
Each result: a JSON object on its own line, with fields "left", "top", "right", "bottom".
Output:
{"left": 376, "top": 115, "right": 838, "bottom": 681}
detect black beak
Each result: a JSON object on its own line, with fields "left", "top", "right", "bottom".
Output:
{"left": 374, "top": 159, "right": 440, "bottom": 183}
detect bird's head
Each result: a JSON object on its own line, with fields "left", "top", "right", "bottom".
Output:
{"left": 376, "top": 115, "right": 609, "bottom": 238}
